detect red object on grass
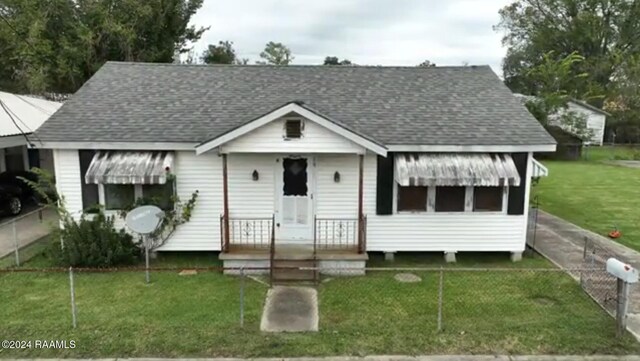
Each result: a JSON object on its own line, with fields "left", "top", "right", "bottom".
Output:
{"left": 608, "top": 229, "right": 621, "bottom": 239}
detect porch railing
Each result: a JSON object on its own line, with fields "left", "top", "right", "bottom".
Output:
{"left": 314, "top": 217, "right": 360, "bottom": 252}
{"left": 220, "top": 215, "right": 274, "bottom": 252}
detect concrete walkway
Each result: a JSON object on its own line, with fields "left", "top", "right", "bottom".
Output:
{"left": 5, "top": 356, "right": 640, "bottom": 361}
{"left": 533, "top": 210, "right": 640, "bottom": 338}
{"left": 260, "top": 286, "right": 318, "bottom": 332}
{"left": 0, "top": 207, "right": 57, "bottom": 259}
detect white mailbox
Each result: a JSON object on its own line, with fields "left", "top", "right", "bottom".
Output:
{"left": 606, "top": 258, "right": 639, "bottom": 283}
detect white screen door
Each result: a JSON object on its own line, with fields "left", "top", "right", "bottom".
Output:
{"left": 277, "top": 157, "right": 313, "bottom": 240}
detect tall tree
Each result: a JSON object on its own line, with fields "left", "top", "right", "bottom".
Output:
{"left": 324, "top": 56, "right": 352, "bottom": 65}
{"left": 0, "top": 0, "right": 207, "bottom": 94}
{"left": 496, "top": 0, "right": 640, "bottom": 101}
{"left": 201, "top": 40, "right": 237, "bottom": 64}
{"left": 258, "top": 41, "right": 293, "bottom": 65}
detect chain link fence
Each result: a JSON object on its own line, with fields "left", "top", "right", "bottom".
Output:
{"left": 1, "top": 265, "right": 628, "bottom": 350}
{"left": 0, "top": 206, "right": 56, "bottom": 266}
{"left": 581, "top": 237, "right": 619, "bottom": 314}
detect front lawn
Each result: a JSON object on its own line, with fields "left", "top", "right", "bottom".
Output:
{"left": 533, "top": 159, "right": 640, "bottom": 252}
{"left": 1, "top": 252, "right": 638, "bottom": 357}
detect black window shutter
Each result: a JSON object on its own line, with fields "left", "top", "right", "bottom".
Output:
{"left": 376, "top": 154, "right": 394, "bottom": 215}
{"left": 507, "top": 153, "right": 528, "bottom": 215}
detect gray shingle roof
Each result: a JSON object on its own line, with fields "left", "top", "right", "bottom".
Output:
{"left": 36, "top": 62, "right": 554, "bottom": 146}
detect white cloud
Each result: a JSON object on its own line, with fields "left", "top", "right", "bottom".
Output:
{"left": 189, "top": 0, "right": 513, "bottom": 74}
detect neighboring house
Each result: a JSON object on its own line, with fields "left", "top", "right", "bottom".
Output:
{"left": 0, "top": 91, "right": 62, "bottom": 174}
{"left": 35, "top": 62, "right": 555, "bottom": 272}
{"left": 513, "top": 93, "right": 608, "bottom": 146}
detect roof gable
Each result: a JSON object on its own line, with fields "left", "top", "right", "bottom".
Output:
{"left": 195, "top": 102, "right": 387, "bottom": 155}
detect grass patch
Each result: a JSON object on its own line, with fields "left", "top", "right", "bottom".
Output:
{"left": 1, "top": 253, "right": 637, "bottom": 357}
{"left": 533, "top": 160, "right": 640, "bottom": 251}
{"left": 583, "top": 145, "right": 640, "bottom": 162}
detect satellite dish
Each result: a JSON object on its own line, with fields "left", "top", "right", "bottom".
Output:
{"left": 125, "top": 205, "right": 164, "bottom": 234}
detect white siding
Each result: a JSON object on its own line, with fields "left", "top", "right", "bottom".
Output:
{"left": 363, "top": 155, "right": 528, "bottom": 252}
{"left": 554, "top": 103, "right": 606, "bottom": 146}
{"left": 160, "top": 151, "right": 223, "bottom": 251}
{"left": 221, "top": 116, "right": 365, "bottom": 154}
{"left": 53, "top": 149, "right": 83, "bottom": 220}
{"left": 227, "top": 154, "right": 275, "bottom": 217}
{"left": 316, "top": 155, "right": 359, "bottom": 218}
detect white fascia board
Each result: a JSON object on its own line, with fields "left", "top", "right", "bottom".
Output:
{"left": 386, "top": 144, "right": 557, "bottom": 153}
{"left": 0, "top": 135, "right": 29, "bottom": 148}
{"left": 36, "top": 141, "right": 198, "bottom": 151}
{"left": 195, "top": 103, "right": 387, "bottom": 156}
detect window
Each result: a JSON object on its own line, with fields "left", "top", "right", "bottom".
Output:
{"left": 79, "top": 150, "right": 99, "bottom": 211}
{"left": 435, "top": 186, "right": 465, "bottom": 212}
{"left": 397, "top": 186, "right": 428, "bottom": 212}
{"left": 104, "top": 184, "right": 135, "bottom": 210}
{"left": 142, "top": 181, "right": 175, "bottom": 210}
{"left": 284, "top": 119, "right": 303, "bottom": 139}
{"left": 4, "top": 146, "right": 25, "bottom": 172}
{"left": 473, "top": 187, "right": 503, "bottom": 212}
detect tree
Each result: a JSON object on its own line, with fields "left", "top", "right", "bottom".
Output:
{"left": 496, "top": 0, "right": 640, "bottom": 102}
{"left": 521, "top": 51, "right": 594, "bottom": 141}
{"left": 258, "top": 41, "right": 293, "bottom": 65}
{"left": 418, "top": 60, "right": 436, "bottom": 67}
{"left": 0, "top": 0, "right": 208, "bottom": 94}
{"left": 324, "top": 56, "right": 352, "bottom": 65}
{"left": 202, "top": 40, "right": 237, "bottom": 64}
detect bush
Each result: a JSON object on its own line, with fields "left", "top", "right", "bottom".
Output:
{"left": 51, "top": 211, "right": 140, "bottom": 267}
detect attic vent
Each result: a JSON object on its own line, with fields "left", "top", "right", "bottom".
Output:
{"left": 284, "top": 119, "right": 303, "bottom": 139}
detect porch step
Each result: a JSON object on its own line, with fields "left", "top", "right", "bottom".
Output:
{"left": 272, "top": 259, "right": 317, "bottom": 285}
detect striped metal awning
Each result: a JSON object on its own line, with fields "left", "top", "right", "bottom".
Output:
{"left": 394, "top": 153, "right": 521, "bottom": 187}
{"left": 531, "top": 158, "right": 549, "bottom": 178}
{"left": 85, "top": 151, "right": 174, "bottom": 184}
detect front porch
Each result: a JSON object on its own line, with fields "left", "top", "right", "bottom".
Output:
{"left": 218, "top": 214, "right": 368, "bottom": 277}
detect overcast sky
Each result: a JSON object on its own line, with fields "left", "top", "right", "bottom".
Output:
{"left": 189, "top": 0, "right": 513, "bottom": 75}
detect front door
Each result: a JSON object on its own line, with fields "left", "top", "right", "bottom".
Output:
{"left": 276, "top": 157, "right": 313, "bottom": 241}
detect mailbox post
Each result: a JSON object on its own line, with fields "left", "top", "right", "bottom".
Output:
{"left": 606, "top": 258, "right": 639, "bottom": 337}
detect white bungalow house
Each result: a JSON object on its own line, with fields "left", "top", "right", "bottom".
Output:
{"left": 34, "top": 62, "right": 555, "bottom": 275}
{"left": 0, "top": 91, "right": 62, "bottom": 173}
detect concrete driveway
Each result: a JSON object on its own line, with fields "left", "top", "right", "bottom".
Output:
{"left": 0, "top": 207, "right": 57, "bottom": 259}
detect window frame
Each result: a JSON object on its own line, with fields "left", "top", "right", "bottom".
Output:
{"left": 473, "top": 186, "right": 506, "bottom": 212}
{"left": 393, "top": 182, "right": 509, "bottom": 215}
{"left": 99, "top": 181, "right": 176, "bottom": 212}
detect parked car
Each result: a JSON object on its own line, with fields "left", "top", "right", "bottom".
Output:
{"left": 0, "top": 171, "right": 37, "bottom": 216}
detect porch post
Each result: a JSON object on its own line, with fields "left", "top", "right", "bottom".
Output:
{"left": 357, "top": 154, "right": 364, "bottom": 253}
{"left": 222, "top": 153, "right": 230, "bottom": 252}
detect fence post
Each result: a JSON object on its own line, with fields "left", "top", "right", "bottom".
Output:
{"left": 239, "top": 266, "right": 245, "bottom": 328}
{"left": 69, "top": 267, "right": 77, "bottom": 328}
{"left": 581, "top": 236, "right": 588, "bottom": 287}
{"left": 616, "top": 279, "right": 631, "bottom": 337}
{"left": 437, "top": 267, "right": 443, "bottom": 332}
{"left": 12, "top": 220, "right": 20, "bottom": 267}
{"left": 144, "top": 236, "right": 150, "bottom": 284}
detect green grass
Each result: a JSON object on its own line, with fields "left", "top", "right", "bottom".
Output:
{"left": 534, "top": 158, "right": 640, "bottom": 252}
{"left": 0, "top": 252, "right": 637, "bottom": 357}
{"left": 582, "top": 145, "right": 640, "bottom": 162}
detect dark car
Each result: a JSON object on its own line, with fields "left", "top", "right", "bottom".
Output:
{"left": 0, "top": 171, "right": 37, "bottom": 216}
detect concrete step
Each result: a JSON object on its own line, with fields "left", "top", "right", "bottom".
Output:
{"left": 273, "top": 259, "right": 314, "bottom": 268}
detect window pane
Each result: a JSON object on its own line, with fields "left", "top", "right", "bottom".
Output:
{"left": 435, "top": 186, "right": 465, "bottom": 212}
{"left": 397, "top": 186, "right": 428, "bottom": 211}
{"left": 5, "top": 146, "right": 24, "bottom": 172}
{"left": 474, "top": 187, "right": 503, "bottom": 212}
{"left": 283, "top": 158, "right": 308, "bottom": 196}
{"left": 142, "top": 181, "right": 175, "bottom": 210}
{"left": 79, "top": 150, "right": 99, "bottom": 211}
{"left": 104, "top": 184, "right": 135, "bottom": 210}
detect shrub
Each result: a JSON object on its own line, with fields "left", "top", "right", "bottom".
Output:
{"left": 51, "top": 211, "right": 140, "bottom": 267}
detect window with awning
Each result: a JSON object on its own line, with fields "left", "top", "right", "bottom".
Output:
{"left": 394, "top": 153, "right": 521, "bottom": 187}
{"left": 84, "top": 151, "right": 175, "bottom": 211}
{"left": 85, "top": 151, "right": 174, "bottom": 185}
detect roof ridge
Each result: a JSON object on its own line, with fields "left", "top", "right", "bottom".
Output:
{"left": 104, "top": 61, "right": 491, "bottom": 70}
